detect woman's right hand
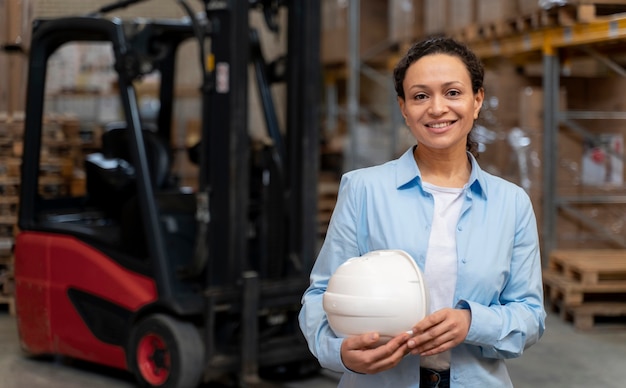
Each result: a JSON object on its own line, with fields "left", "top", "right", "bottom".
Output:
{"left": 340, "top": 331, "right": 412, "bottom": 374}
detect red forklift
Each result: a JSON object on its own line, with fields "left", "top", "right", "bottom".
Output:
{"left": 13, "top": 0, "right": 321, "bottom": 387}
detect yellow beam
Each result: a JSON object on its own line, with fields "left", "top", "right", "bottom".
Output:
{"left": 467, "top": 16, "right": 626, "bottom": 59}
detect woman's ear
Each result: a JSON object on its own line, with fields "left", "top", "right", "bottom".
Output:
{"left": 474, "top": 88, "right": 485, "bottom": 119}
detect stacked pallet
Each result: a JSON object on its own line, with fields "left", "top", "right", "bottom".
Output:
{"left": 0, "top": 114, "right": 21, "bottom": 315}
{"left": 0, "top": 267, "right": 14, "bottom": 315}
{"left": 451, "top": 1, "right": 626, "bottom": 45}
{"left": 318, "top": 172, "right": 340, "bottom": 241}
{"left": 543, "top": 249, "right": 626, "bottom": 330}
{"left": 0, "top": 113, "right": 88, "bottom": 315}
{"left": 0, "top": 114, "right": 20, "bottom": 262}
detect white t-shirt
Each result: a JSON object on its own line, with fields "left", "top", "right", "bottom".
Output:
{"left": 420, "top": 182, "right": 465, "bottom": 371}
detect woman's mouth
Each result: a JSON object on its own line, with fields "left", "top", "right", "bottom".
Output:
{"left": 427, "top": 121, "right": 454, "bottom": 129}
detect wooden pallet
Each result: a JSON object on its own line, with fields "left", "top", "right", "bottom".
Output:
{"left": 0, "top": 195, "right": 19, "bottom": 221}
{"left": 549, "top": 249, "right": 626, "bottom": 284}
{"left": 563, "top": 302, "right": 626, "bottom": 330}
{"left": 0, "top": 265, "right": 14, "bottom": 294}
{"left": 452, "top": 1, "right": 626, "bottom": 44}
{"left": 318, "top": 173, "right": 339, "bottom": 239}
{"left": 0, "top": 176, "right": 20, "bottom": 197}
{"left": 452, "top": 12, "right": 554, "bottom": 43}
{"left": 543, "top": 249, "right": 626, "bottom": 329}
{"left": 543, "top": 270, "right": 626, "bottom": 306}
{"left": 559, "top": 1, "right": 626, "bottom": 24}
{"left": 0, "top": 237, "right": 13, "bottom": 259}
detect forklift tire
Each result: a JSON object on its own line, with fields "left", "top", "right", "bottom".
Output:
{"left": 127, "top": 314, "right": 204, "bottom": 388}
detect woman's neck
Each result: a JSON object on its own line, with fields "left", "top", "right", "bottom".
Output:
{"left": 413, "top": 146, "right": 471, "bottom": 188}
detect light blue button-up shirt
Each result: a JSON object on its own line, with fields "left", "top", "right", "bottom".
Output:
{"left": 299, "top": 147, "right": 546, "bottom": 387}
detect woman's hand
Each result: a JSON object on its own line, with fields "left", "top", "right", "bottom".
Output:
{"left": 407, "top": 308, "right": 471, "bottom": 356}
{"left": 340, "top": 331, "right": 412, "bottom": 374}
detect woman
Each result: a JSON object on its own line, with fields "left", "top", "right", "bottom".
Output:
{"left": 299, "top": 36, "right": 546, "bottom": 387}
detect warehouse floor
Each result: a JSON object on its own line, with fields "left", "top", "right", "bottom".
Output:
{"left": 1, "top": 306, "right": 625, "bottom": 388}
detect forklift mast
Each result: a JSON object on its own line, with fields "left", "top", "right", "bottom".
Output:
{"left": 14, "top": 0, "right": 321, "bottom": 386}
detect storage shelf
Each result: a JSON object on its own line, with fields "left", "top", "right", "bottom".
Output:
{"left": 467, "top": 13, "right": 626, "bottom": 254}
{"left": 468, "top": 16, "right": 626, "bottom": 59}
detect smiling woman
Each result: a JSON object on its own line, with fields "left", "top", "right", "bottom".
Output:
{"left": 398, "top": 54, "right": 482, "bottom": 173}
{"left": 394, "top": 38, "right": 485, "bottom": 189}
{"left": 299, "top": 36, "right": 546, "bottom": 388}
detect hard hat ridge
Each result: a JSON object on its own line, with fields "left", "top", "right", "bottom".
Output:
{"left": 323, "top": 249, "right": 430, "bottom": 342}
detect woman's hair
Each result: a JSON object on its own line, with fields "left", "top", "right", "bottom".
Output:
{"left": 393, "top": 36, "right": 484, "bottom": 156}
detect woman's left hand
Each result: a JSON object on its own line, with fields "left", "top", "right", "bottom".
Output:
{"left": 406, "top": 308, "right": 471, "bottom": 356}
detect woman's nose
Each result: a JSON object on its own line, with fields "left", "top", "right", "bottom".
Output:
{"left": 428, "top": 95, "right": 448, "bottom": 116}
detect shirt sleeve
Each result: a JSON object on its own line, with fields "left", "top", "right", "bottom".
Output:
{"left": 298, "top": 173, "right": 361, "bottom": 372}
{"left": 457, "top": 188, "right": 546, "bottom": 359}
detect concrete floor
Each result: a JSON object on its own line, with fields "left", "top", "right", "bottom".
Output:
{"left": 1, "top": 305, "right": 625, "bottom": 387}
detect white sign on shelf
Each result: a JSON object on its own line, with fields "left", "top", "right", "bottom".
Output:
{"left": 581, "top": 133, "right": 624, "bottom": 187}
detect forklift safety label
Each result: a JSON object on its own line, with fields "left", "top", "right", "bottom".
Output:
{"left": 216, "top": 62, "right": 229, "bottom": 93}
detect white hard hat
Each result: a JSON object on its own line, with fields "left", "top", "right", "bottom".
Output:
{"left": 323, "top": 249, "right": 429, "bottom": 341}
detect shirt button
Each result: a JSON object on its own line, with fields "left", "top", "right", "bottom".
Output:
{"left": 457, "top": 226, "right": 463, "bottom": 231}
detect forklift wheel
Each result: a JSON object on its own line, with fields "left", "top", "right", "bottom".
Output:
{"left": 127, "top": 314, "right": 204, "bottom": 388}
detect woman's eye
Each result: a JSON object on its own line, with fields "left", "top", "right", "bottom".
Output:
{"left": 414, "top": 93, "right": 427, "bottom": 100}
{"left": 448, "top": 90, "right": 461, "bottom": 97}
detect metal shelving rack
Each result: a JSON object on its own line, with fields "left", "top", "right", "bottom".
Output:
{"left": 323, "top": 0, "right": 405, "bottom": 173}
{"left": 468, "top": 15, "right": 626, "bottom": 257}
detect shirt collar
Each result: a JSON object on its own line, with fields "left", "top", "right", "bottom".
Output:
{"left": 396, "top": 146, "right": 488, "bottom": 199}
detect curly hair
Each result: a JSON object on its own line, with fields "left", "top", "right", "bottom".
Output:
{"left": 393, "top": 36, "right": 485, "bottom": 156}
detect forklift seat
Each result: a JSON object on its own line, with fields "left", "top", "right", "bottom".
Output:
{"left": 100, "top": 123, "right": 172, "bottom": 189}
{"left": 85, "top": 123, "right": 173, "bottom": 220}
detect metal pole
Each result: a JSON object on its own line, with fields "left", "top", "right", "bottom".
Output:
{"left": 542, "top": 49, "right": 559, "bottom": 263}
{"left": 347, "top": 0, "right": 360, "bottom": 171}
{"left": 241, "top": 271, "right": 260, "bottom": 385}
{"left": 286, "top": 0, "right": 321, "bottom": 272}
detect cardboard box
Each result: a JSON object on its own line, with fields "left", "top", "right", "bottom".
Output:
{"left": 0, "top": 54, "right": 8, "bottom": 114}
{"left": 423, "top": 0, "right": 447, "bottom": 35}
{"left": 448, "top": 0, "right": 476, "bottom": 31}
{"left": 516, "top": 86, "right": 583, "bottom": 248}
{"left": 2, "top": 0, "right": 30, "bottom": 114}
{"left": 388, "top": 0, "right": 423, "bottom": 44}
{"left": 0, "top": 0, "right": 7, "bottom": 113}
{"left": 517, "top": 0, "right": 542, "bottom": 16}
{"left": 476, "top": 0, "right": 519, "bottom": 23}
{"left": 321, "top": 0, "right": 390, "bottom": 64}
{"left": 7, "top": 55, "right": 26, "bottom": 114}
{"left": 521, "top": 77, "right": 626, "bottom": 249}
{"left": 0, "top": 0, "right": 7, "bottom": 45}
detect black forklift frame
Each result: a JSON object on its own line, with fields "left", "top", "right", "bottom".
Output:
{"left": 18, "top": 0, "right": 320, "bottom": 382}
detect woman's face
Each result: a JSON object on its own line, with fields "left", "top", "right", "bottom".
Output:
{"left": 398, "top": 53, "right": 484, "bottom": 154}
